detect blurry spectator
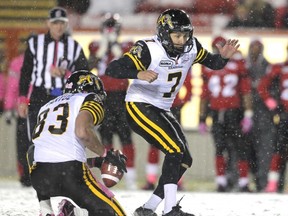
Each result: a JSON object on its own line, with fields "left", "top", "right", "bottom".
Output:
{"left": 199, "top": 36, "right": 253, "bottom": 192}
{"left": 226, "top": 4, "right": 250, "bottom": 28}
{"left": 88, "top": 13, "right": 137, "bottom": 190}
{"left": 244, "top": 39, "right": 277, "bottom": 192}
{"left": 227, "top": 0, "right": 275, "bottom": 28}
{"left": 142, "top": 71, "right": 193, "bottom": 190}
{"left": 3, "top": 44, "right": 32, "bottom": 186}
{"left": 245, "top": 0, "right": 275, "bottom": 28}
{"left": 257, "top": 44, "right": 288, "bottom": 193}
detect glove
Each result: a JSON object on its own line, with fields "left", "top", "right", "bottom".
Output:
{"left": 265, "top": 97, "right": 277, "bottom": 111}
{"left": 198, "top": 122, "right": 208, "bottom": 134}
{"left": 240, "top": 116, "right": 253, "bottom": 134}
{"left": 87, "top": 157, "right": 104, "bottom": 168}
{"left": 104, "top": 149, "right": 127, "bottom": 173}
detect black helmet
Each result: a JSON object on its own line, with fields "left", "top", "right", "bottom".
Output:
{"left": 157, "top": 9, "right": 194, "bottom": 56}
{"left": 64, "top": 70, "right": 106, "bottom": 101}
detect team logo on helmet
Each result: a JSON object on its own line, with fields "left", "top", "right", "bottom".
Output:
{"left": 78, "top": 75, "right": 93, "bottom": 86}
{"left": 158, "top": 14, "right": 173, "bottom": 29}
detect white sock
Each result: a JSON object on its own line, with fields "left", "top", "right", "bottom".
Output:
{"left": 143, "top": 194, "right": 163, "bottom": 211}
{"left": 216, "top": 175, "right": 227, "bottom": 186}
{"left": 268, "top": 171, "right": 280, "bottom": 182}
{"left": 238, "top": 177, "right": 249, "bottom": 187}
{"left": 39, "top": 199, "right": 54, "bottom": 215}
{"left": 163, "top": 184, "right": 177, "bottom": 214}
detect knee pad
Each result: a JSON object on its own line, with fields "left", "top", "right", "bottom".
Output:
{"left": 162, "top": 153, "right": 183, "bottom": 184}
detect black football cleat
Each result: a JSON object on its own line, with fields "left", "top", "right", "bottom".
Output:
{"left": 133, "top": 206, "right": 157, "bottom": 216}
{"left": 162, "top": 196, "right": 195, "bottom": 216}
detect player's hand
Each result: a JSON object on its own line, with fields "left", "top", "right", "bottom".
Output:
{"left": 86, "top": 157, "right": 104, "bottom": 168}
{"left": 137, "top": 70, "right": 158, "bottom": 83}
{"left": 198, "top": 122, "right": 208, "bottom": 134}
{"left": 17, "top": 102, "right": 28, "bottom": 118}
{"left": 217, "top": 39, "right": 240, "bottom": 59}
{"left": 265, "top": 97, "right": 277, "bottom": 111}
{"left": 50, "top": 66, "right": 66, "bottom": 77}
{"left": 104, "top": 149, "right": 127, "bottom": 173}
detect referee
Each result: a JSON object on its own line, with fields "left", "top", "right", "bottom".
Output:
{"left": 18, "top": 7, "right": 88, "bottom": 138}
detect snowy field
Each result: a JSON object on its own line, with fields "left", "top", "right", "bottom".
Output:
{"left": 0, "top": 180, "right": 287, "bottom": 216}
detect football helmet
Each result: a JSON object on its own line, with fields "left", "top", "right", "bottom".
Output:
{"left": 157, "top": 9, "right": 194, "bottom": 56}
{"left": 64, "top": 70, "right": 106, "bottom": 100}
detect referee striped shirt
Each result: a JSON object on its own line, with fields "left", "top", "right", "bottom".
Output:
{"left": 19, "top": 32, "right": 88, "bottom": 98}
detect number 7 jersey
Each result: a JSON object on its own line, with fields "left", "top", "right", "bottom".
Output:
{"left": 125, "top": 35, "right": 196, "bottom": 111}
{"left": 32, "top": 93, "right": 104, "bottom": 163}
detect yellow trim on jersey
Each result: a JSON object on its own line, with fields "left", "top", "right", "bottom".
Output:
{"left": 80, "top": 101, "right": 104, "bottom": 125}
{"left": 26, "top": 152, "right": 36, "bottom": 174}
{"left": 126, "top": 102, "right": 180, "bottom": 153}
{"left": 194, "top": 48, "right": 208, "bottom": 63}
{"left": 82, "top": 164, "right": 126, "bottom": 216}
{"left": 124, "top": 52, "right": 146, "bottom": 71}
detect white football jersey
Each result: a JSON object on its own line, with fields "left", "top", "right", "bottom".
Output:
{"left": 32, "top": 92, "right": 104, "bottom": 163}
{"left": 125, "top": 35, "right": 198, "bottom": 110}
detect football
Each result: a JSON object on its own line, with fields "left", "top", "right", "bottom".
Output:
{"left": 100, "top": 153, "right": 125, "bottom": 188}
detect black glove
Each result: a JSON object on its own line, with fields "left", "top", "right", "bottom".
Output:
{"left": 87, "top": 157, "right": 104, "bottom": 168}
{"left": 104, "top": 149, "right": 127, "bottom": 173}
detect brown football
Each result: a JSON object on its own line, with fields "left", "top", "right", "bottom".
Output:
{"left": 100, "top": 160, "right": 124, "bottom": 188}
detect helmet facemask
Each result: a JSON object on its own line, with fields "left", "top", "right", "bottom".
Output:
{"left": 157, "top": 9, "right": 194, "bottom": 57}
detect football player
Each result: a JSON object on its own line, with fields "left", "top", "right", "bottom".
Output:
{"left": 257, "top": 44, "right": 288, "bottom": 193}
{"left": 105, "top": 9, "right": 240, "bottom": 216}
{"left": 27, "top": 70, "right": 127, "bottom": 216}
{"left": 199, "top": 36, "right": 253, "bottom": 192}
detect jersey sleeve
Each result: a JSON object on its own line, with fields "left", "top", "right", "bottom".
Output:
{"left": 193, "top": 38, "right": 209, "bottom": 64}
{"left": 80, "top": 93, "right": 105, "bottom": 126}
{"left": 105, "top": 40, "right": 152, "bottom": 79}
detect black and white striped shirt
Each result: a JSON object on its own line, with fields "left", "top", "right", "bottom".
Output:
{"left": 19, "top": 32, "right": 88, "bottom": 97}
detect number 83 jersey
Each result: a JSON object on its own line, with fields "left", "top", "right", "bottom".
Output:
{"left": 32, "top": 93, "right": 104, "bottom": 163}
